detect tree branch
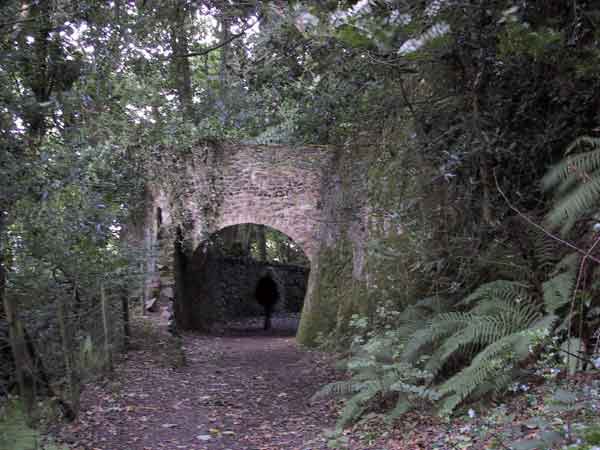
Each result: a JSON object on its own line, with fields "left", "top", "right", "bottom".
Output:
{"left": 173, "top": 15, "right": 262, "bottom": 59}
{"left": 494, "top": 171, "right": 600, "bottom": 265}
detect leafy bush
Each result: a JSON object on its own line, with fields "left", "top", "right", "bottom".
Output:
{"left": 313, "top": 308, "right": 439, "bottom": 430}
{"left": 321, "top": 241, "right": 588, "bottom": 427}
{"left": 0, "top": 400, "right": 67, "bottom": 450}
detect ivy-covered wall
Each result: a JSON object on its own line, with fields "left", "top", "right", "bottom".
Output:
{"left": 141, "top": 141, "right": 334, "bottom": 331}
{"left": 297, "top": 143, "right": 373, "bottom": 346}
{"left": 139, "top": 137, "right": 434, "bottom": 346}
{"left": 297, "top": 124, "right": 434, "bottom": 347}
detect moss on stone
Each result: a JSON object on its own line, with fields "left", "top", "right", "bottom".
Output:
{"left": 297, "top": 236, "right": 369, "bottom": 347}
{"left": 298, "top": 127, "right": 438, "bottom": 348}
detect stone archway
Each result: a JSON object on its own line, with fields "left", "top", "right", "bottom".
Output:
{"left": 139, "top": 142, "right": 336, "bottom": 331}
{"left": 173, "top": 223, "right": 310, "bottom": 330}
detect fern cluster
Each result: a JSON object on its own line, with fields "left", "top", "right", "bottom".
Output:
{"left": 321, "top": 136, "right": 600, "bottom": 426}
{"left": 402, "top": 243, "right": 580, "bottom": 415}
{"left": 313, "top": 307, "right": 440, "bottom": 430}
{"left": 542, "top": 136, "right": 600, "bottom": 233}
{"left": 320, "top": 247, "right": 581, "bottom": 426}
{"left": 403, "top": 280, "right": 549, "bottom": 414}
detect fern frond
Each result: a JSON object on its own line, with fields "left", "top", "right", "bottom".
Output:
{"left": 555, "top": 252, "right": 580, "bottom": 272}
{"left": 416, "top": 296, "right": 449, "bottom": 314}
{"left": 465, "top": 369, "right": 519, "bottom": 405}
{"left": 543, "top": 271, "right": 576, "bottom": 313}
{"left": 391, "top": 297, "right": 453, "bottom": 345}
{"left": 546, "top": 176, "right": 600, "bottom": 231}
{"left": 425, "top": 306, "right": 539, "bottom": 376}
{"left": 386, "top": 396, "right": 413, "bottom": 421}
{"left": 541, "top": 136, "right": 600, "bottom": 190}
{"left": 335, "top": 381, "right": 380, "bottom": 429}
{"left": 396, "top": 301, "right": 434, "bottom": 323}
{"left": 459, "top": 280, "right": 530, "bottom": 308}
{"left": 312, "top": 380, "right": 365, "bottom": 400}
{"left": 394, "top": 322, "right": 426, "bottom": 344}
{"left": 542, "top": 136, "right": 600, "bottom": 233}
{"left": 437, "top": 332, "right": 528, "bottom": 414}
{"left": 531, "top": 229, "right": 563, "bottom": 270}
{"left": 402, "top": 312, "right": 473, "bottom": 362}
{"left": 437, "top": 310, "right": 555, "bottom": 415}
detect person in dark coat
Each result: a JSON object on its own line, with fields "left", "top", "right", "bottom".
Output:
{"left": 255, "top": 273, "right": 279, "bottom": 330}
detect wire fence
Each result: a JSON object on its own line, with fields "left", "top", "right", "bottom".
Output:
{"left": 0, "top": 249, "right": 148, "bottom": 418}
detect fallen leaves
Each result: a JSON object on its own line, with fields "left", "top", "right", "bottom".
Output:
{"left": 52, "top": 317, "right": 339, "bottom": 449}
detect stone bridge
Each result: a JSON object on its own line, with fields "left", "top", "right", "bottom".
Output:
{"left": 138, "top": 142, "right": 343, "bottom": 332}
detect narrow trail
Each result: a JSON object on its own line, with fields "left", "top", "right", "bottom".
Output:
{"left": 56, "top": 317, "right": 338, "bottom": 450}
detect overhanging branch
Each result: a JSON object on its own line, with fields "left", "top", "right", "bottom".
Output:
{"left": 173, "top": 15, "right": 262, "bottom": 59}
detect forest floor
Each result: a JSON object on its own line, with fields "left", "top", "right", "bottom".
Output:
{"left": 52, "top": 314, "right": 343, "bottom": 450}
{"left": 49, "top": 314, "right": 600, "bottom": 450}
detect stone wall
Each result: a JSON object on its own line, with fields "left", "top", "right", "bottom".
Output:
{"left": 152, "top": 142, "right": 334, "bottom": 259}
{"left": 296, "top": 145, "right": 372, "bottom": 345}
{"left": 297, "top": 128, "right": 431, "bottom": 346}
{"left": 182, "top": 251, "right": 308, "bottom": 326}
{"left": 139, "top": 140, "right": 391, "bottom": 345}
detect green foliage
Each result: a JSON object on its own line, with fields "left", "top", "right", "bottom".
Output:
{"left": 313, "top": 310, "right": 438, "bottom": 430}
{"left": 407, "top": 249, "right": 583, "bottom": 415}
{"left": 402, "top": 282, "right": 549, "bottom": 415}
{"left": 206, "top": 223, "right": 309, "bottom": 266}
{"left": 542, "top": 136, "right": 600, "bottom": 233}
{"left": 498, "top": 22, "right": 563, "bottom": 61}
{"left": 335, "top": 25, "right": 374, "bottom": 49}
{"left": 584, "top": 427, "right": 600, "bottom": 445}
{"left": 325, "top": 239, "right": 581, "bottom": 425}
{"left": 542, "top": 254, "right": 579, "bottom": 314}
{"left": 0, "top": 400, "right": 67, "bottom": 450}
{"left": 1, "top": 0, "right": 599, "bottom": 438}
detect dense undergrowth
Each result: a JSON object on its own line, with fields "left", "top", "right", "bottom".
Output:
{"left": 1, "top": 1, "right": 600, "bottom": 447}
{"left": 286, "top": 0, "right": 600, "bottom": 443}
{"left": 315, "top": 135, "right": 600, "bottom": 446}
{"left": 0, "top": 400, "right": 67, "bottom": 450}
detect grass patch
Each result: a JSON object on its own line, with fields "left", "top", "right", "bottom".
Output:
{"left": 0, "top": 399, "right": 67, "bottom": 450}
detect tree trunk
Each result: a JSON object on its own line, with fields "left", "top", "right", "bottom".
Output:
{"left": 58, "top": 284, "right": 78, "bottom": 414}
{"left": 479, "top": 160, "right": 494, "bottom": 226}
{"left": 256, "top": 225, "right": 267, "bottom": 261}
{"left": 0, "top": 213, "right": 6, "bottom": 321}
{"left": 23, "top": 327, "right": 76, "bottom": 421}
{"left": 100, "top": 283, "right": 113, "bottom": 372}
{"left": 4, "top": 300, "right": 35, "bottom": 414}
{"left": 170, "top": 1, "right": 194, "bottom": 119}
{"left": 218, "top": 12, "right": 230, "bottom": 123}
{"left": 1, "top": 214, "right": 35, "bottom": 416}
{"left": 140, "top": 261, "right": 146, "bottom": 316}
{"left": 122, "top": 292, "right": 130, "bottom": 345}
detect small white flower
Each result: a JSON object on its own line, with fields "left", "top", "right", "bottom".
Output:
{"left": 593, "top": 356, "right": 600, "bottom": 369}
{"left": 593, "top": 223, "right": 600, "bottom": 232}
{"left": 468, "top": 408, "right": 476, "bottom": 418}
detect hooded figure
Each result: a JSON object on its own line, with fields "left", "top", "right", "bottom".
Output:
{"left": 254, "top": 271, "right": 279, "bottom": 330}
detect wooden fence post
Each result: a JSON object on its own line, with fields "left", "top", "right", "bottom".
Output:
{"left": 100, "top": 282, "right": 113, "bottom": 372}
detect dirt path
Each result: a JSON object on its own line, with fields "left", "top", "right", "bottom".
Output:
{"left": 56, "top": 316, "right": 338, "bottom": 450}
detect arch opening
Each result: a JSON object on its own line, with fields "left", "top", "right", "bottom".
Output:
{"left": 174, "top": 223, "right": 310, "bottom": 335}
